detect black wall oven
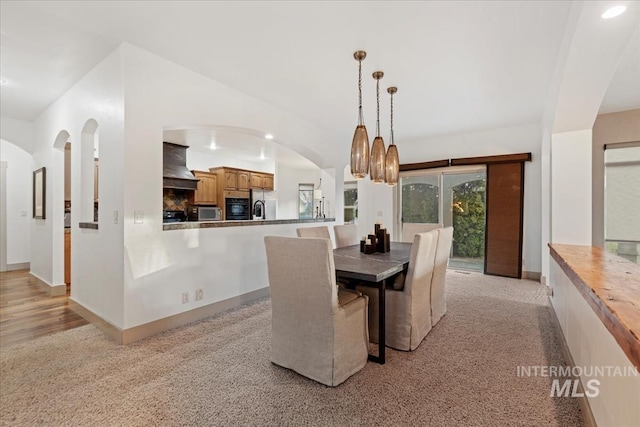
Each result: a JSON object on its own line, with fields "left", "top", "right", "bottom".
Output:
{"left": 225, "top": 197, "right": 250, "bottom": 220}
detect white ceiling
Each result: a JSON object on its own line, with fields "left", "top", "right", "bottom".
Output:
{"left": 163, "top": 126, "right": 318, "bottom": 170}
{"left": 1, "top": 1, "right": 638, "bottom": 157}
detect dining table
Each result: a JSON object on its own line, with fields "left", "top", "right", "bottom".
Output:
{"left": 333, "top": 242, "right": 412, "bottom": 364}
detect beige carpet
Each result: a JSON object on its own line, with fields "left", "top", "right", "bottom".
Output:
{"left": 0, "top": 271, "right": 583, "bottom": 426}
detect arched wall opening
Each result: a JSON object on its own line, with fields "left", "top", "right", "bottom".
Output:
{"left": 80, "top": 119, "right": 99, "bottom": 223}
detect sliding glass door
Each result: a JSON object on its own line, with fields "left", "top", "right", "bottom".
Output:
{"left": 399, "top": 167, "right": 486, "bottom": 271}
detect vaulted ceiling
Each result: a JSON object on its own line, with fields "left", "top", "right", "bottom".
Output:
{"left": 1, "top": 1, "right": 638, "bottom": 150}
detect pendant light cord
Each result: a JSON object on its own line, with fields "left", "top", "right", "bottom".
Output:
{"left": 390, "top": 91, "right": 394, "bottom": 145}
{"left": 376, "top": 78, "right": 380, "bottom": 137}
{"left": 358, "top": 59, "right": 364, "bottom": 126}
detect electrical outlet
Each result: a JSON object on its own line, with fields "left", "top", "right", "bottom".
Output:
{"left": 181, "top": 291, "right": 189, "bottom": 304}
{"left": 195, "top": 288, "right": 204, "bottom": 301}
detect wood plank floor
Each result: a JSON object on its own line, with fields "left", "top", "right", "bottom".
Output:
{"left": 0, "top": 270, "right": 88, "bottom": 348}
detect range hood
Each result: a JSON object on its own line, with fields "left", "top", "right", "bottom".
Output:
{"left": 163, "top": 142, "right": 199, "bottom": 190}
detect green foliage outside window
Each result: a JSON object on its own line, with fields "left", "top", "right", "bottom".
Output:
{"left": 401, "top": 183, "right": 439, "bottom": 223}
{"left": 452, "top": 179, "right": 486, "bottom": 257}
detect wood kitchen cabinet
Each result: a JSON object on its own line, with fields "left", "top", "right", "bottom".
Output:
{"left": 262, "top": 175, "right": 274, "bottom": 190}
{"left": 192, "top": 171, "right": 218, "bottom": 205}
{"left": 224, "top": 170, "right": 237, "bottom": 190}
{"left": 64, "top": 231, "right": 71, "bottom": 285}
{"left": 250, "top": 172, "right": 274, "bottom": 190}
{"left": 237, "top": 170, "right": 250, "bottom": 191}
{"left": 250, "top": 173, "right": 263, "bottom": 189}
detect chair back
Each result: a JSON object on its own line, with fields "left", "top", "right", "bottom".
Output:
{"left": 333, "top": 224, "right": 359, "bottom": 248}
{"left": 402, "top": 223, "right": 441, "bottom": 243}
{"left": 430, "top": 226, "right": 453, "bottom": 325}
{"left": 296, "top": 226, "right": 331, "bottom": 240}
{"left": 264, "top": 236, "right": 337, "bottom": 328}
{"left": 404, "top": 231, "right": 438, "bottom": 295}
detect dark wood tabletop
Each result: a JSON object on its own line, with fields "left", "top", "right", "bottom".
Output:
{"left": 333, "top": 242, "right": 412, "bottom": 282}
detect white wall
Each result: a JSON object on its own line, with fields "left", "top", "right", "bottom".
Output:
{"left": 549, "top": 259, "right": 640, "bottom": 426}
{"left": 29, "top": 46, "right": 125, "bottom": 327}
{"left": 362, "top": 123, "right": 543, "bottom": 273}
{"left": 0, "top": 140, "right": 33, "bottom": 265}
{"left": 122, "top": 44, "right": 335, "bottom": 328}
{"left": 0, "top": 117, "right": 34, "bottom": 154}
{"left": 186, "top": 149, "right": 275, "bottom": 174}
{"left": 592, "top": 109, "right": 640, "bottom": 247}
{"left": 551, "top": 129, "right": 592, "bottom": 245}
{"left": 275, "top": 166, "right": 325, "bottom": 220}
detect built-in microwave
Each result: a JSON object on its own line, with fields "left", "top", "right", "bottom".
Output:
{"left": 186, "top": 205, "right": 222, "bottom": 222}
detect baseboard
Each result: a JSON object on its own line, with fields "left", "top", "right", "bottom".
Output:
{"left": 69, "top": 299, "right": 124, "bottom": 344}
{"left": 29, "top": 272, "right": 67, "bottom": 296}
{"left": 70, "top": 286, "right": 271, "bottom": 345}
{"left": 541, "top": 275, "right": 547, "bottom": 287}
{"left": 547, "top": 297, "right": 597, "bottom": 427}
{"left": 521, "top": 270, "right": 541, "bottom": 281}
{"left": 5, "top": 262, "right": 30, "bottom": 272}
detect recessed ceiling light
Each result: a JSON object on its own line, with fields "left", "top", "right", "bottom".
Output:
{"left": 265, "top": 134, "right": 274, "bottom": 140}
{"left": 602, "top": 5, "right": 626, "bottom": 19}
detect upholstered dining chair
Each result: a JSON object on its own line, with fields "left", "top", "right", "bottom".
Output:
{"left": 356, "top": 230, "right": 438, "bottom": 351}
{"left": 401, "top": 223, "right": 441, "bottom": 243}
{"left": 264, "top": 236, "right": 370, "bottom": 386}
{"left": 296, "top": 226, "right": 331, "bottom": 240}
{"left": 333, "top": 224, "right": 359, "bottom": 248}
{"left": 430, "top": 226, "right": 453, "bottom": 326}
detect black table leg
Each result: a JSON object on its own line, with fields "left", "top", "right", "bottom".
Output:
{"left": 367, "top": 279, "right": 385, "bottom": 364}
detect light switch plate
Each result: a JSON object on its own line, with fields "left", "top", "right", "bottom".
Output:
{"left": 113, "top": 210, "right": 118, "bottom": 224}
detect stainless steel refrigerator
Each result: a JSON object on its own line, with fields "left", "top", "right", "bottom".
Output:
{"left": 250, "top": 189, "right": 277, "bottom": 220}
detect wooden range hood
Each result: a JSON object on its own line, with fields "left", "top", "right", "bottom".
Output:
{"left": 163, "top": 142, "right": 199, "bottom": 190}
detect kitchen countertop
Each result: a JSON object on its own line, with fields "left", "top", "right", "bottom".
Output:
{"left": 163, "top": 218, "right": 335, "bottom": 231}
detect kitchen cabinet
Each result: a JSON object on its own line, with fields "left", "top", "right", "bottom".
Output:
{"left": 237, "top": 170, "right": 250, "bottom": 191}
{"left": 94, "top": 159, "right": 99, "bottom": 202}
{"left": 262, "top": 175, "right": 274, "bottom": 190}
{"left": 192, "top": 171, "right": 218, "bottom": 205}
{"left": 64, "top": 145, "right": 71, "bottom": 201}
{"left": 64, "top": 231, "right": 71, "bottom": 285}
{"left": 250, "top": 173, "right": 263, "bottom": 189}
{"left": 250, "top": 172, "right": 274, "bottom": 190}
{"left": 224, "top": 170, "right": 237, "bottom": 190}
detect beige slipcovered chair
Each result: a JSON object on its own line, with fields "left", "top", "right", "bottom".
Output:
{"left": 264, "top": 236, "right": 369, "bottom": 386}
{"left": 334, "top": 224, "right": 359, "bottom": 248}
{"left": 296, "top": 226, "right": 331, "bottom": 240}
{"left": 401, "top": 223, "right": 442, "bottom": 243}
{"left": 431, "top": 226, "right": 453, "bottom": 326}
{"left": 356, "top": 230, "right": 438, "bottom": 351}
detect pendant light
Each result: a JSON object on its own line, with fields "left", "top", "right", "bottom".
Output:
{"left": 385, "top": 87, "right": 399, "bottom": 187}
{"left": 350, "top": 51, "right": 370, "bottom": 179}
{"left": 370, "top": 71, "right": 386, "bottom": 183}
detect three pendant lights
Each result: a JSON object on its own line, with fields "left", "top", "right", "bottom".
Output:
{"left": 350, "top": 50, "right": 399, "bottom": 186}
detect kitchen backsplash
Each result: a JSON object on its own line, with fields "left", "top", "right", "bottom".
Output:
{"left": 163, "top": 189, "right": 189, "bottom": 211}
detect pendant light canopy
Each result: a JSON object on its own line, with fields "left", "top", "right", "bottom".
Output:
{"left": 350, "top": 51, "right": 370, "bottom": 179}
{"left": 385, "top": 86, "right": 399, "bottom": 187}
{"left": 370, "top": 71, "right": 386, "bottom": 184}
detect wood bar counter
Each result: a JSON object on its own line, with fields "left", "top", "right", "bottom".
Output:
{"left": 549, "top": 244, "right": 640, "bottom": 370}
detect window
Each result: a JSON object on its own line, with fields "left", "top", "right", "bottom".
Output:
{"left": 298, "top": 184, "right": 314, "bottom": 219}
{"left": 344, "top": 182, "right": 358, "bottom": 224}
{"left": 605, "top": 144, "right": 640, "bottom": 263}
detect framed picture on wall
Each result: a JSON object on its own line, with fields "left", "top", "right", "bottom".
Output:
{"left": 33, "top": 167, "right": 46, "bottom": 219}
